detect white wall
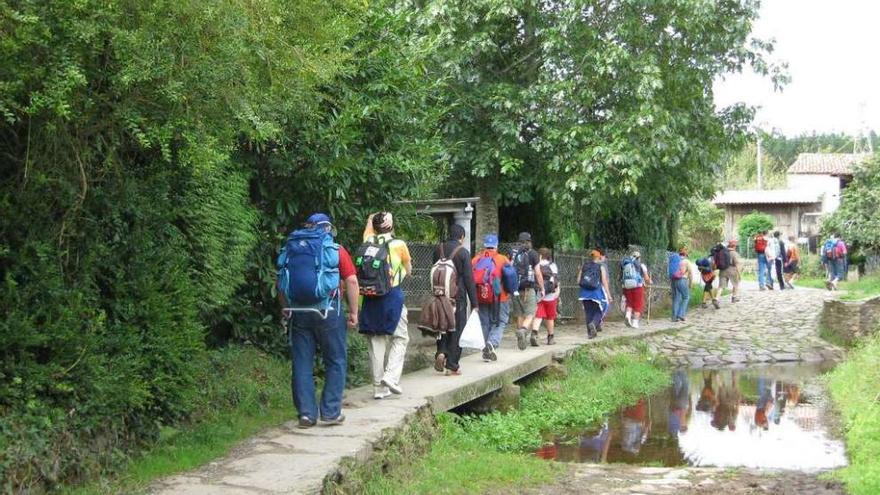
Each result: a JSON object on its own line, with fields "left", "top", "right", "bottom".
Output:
{"left": 787, "top": 174, "right": 841, "bottom": 213}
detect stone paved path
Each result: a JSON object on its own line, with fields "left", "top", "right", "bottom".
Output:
{"left": 645, "top": 282, "right": 844, "bottom": 367}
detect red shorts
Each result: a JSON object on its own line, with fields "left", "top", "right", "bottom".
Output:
{"left": 536, "top": 299, "right": 558, "bottom": 320}
{"left": 622, "top": 286, "right": 645, "bottom": 314}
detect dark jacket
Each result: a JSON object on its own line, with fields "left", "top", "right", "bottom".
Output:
{"left": 433, "top": 240, "right": 478, "bottom": 308}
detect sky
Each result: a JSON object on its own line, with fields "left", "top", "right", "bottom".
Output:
{"left": 713, "top": 0, "right": 880, "bottom": 136}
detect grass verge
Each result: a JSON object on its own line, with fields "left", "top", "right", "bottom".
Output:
{"left": 838, "top": 273, "right": 880, "bottom": 301}
{"left": 363, "top": 348, "right": 669, "bottom": 494}
{"left": 63, "top": 346, "right": 294, "bottom": 495}
{"left": 827, "top": 332, "right": 880, "bottom": 495}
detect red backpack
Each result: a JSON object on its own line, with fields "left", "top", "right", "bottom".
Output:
{"left": 754, "top": 235, "right": 767, "bottom": 254}
{"left": 472, "top": 252, "right": 501, "bottom": 304}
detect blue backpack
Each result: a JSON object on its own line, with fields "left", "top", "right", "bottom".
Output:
{"left": 501, "top": 263, "right": 519, "bottom": 295}
{"left": 668, "top": 253, "right": 684, "bottom": 280}
{"left": 823, "top": 238, "right": 839, "bottom": 260}
{"left": 621, "top": 257, "right": 642, "bottom": 289}
{"left": 276, "top": 227, "right": 340, "bottom": 316}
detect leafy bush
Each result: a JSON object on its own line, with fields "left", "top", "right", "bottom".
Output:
{"left": 737, "top": 211, "right": 774, "bottom": 238}
{"left": 679, "top": 200, "right": 725, "bottom": 252}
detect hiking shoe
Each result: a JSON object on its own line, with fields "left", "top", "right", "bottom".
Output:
{"left": 767, "top": 285, "right": 774, "bottom": 291}
{"left": 482, "top": 344, "right": 497, "bottom": 362}
{"left": 320, "top": 414, "right": 346, "bottom": 426}
{"left": 515, "top": 328, "right": 528, "bottom": 350}
{"left": 530, "top": 331, "right": 539, "bottom": 347}
{"left": 297, "top": 416, "right": 317, "bottom": 429}
{"left": 381, "top": 379, "right": 402, "bottom": 395}
{"left": 587, "top": 323, "right": 597, "bottom": 339}
{"left": 732, "top": 297, "right": 740, "bottom": 303}
{"left": 446, "top": 368, "right": 462, "bottom": 376}
{"left": 701, "top": 302, "right": 709, "bottom": 309}
{"left": 759, "top": 286, "right": 766, "bottom": 291}
{"left": 434, "top": 353, "right": 446, "bottom": 372}
{"left": 547, "top": 334, "right": 555, "bottom": 345}
{"left": 624, "top": 315, "right": 633, "bottom": 327}
{"left": 373, "top": 387, "right": 392, "bottom": 400}
{"left": 712, "top": 300, "right": 721, "bottom": 310}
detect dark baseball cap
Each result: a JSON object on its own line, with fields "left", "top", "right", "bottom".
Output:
{"left": 518, "top": 232, "right": 532, "bottom": 242}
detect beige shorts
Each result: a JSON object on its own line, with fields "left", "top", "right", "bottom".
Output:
{"left": 510, "top": 289, "right": 538, "bottom": 318}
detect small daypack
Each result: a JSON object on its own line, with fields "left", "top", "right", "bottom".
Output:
{"left": 668, "top": 253, "right": 685, "bottom": 280}
{"left": 430, "top": 244, "right": 463, "bottom": 300}
{"left": 510, "top": 246, "right": 534, "bottom": 290}
{"left": 712, "top": 244, "right": 731, "bottom": 271}
{"left": 355, "top": 236, "right": 394, "bottom": 297}
{"left": 823, "top": 238, "right": 839, "bottom": 260}
{"left": 579, "top": 261, "right": 601, "bottom": 290}
{"left": 620, "top": 257, "right": 642, "bottom": 289}
{"left": 754, "top": 235, "right": 767, "bottom": 254}
{"left": 276, "top": 227, "right": 341, "bottom": 313}
{"left": 473, "top": 252, "right": 501, "bottom": 305}
{"left": 836, "top": 240, "right": 848, "bottom": 259}
{"left": 540, "top": 262, "right": 558, "bottom": 294}
{"left": 501, "top": 263, "right": 519, "bottom": 295}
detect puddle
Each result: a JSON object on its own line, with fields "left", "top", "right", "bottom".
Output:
{"left": 535, "top": 364, "right": 848, "bottom": 470}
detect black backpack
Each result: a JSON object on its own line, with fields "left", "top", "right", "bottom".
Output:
{"left": 541, "top": 263, "right": 558, "bottom": 294}
{"left": 712, "top": 244, "right": 730, "bottom": 271}
{"left": 510, "top": 246, "right": 533, "bottom": 290}
{"left": 579, "top": 261, "right": 601, "bottom": 290}
{"left": 355, "top": 236, "right": 393, "bottom": 297}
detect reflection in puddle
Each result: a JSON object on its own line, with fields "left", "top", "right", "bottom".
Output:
{"left": 537, "top": 365, "right": 847, "bottom": 470}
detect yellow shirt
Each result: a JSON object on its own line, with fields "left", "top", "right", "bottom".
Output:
{"left": 363, "top": 228, "right": 411, "bottom": 287}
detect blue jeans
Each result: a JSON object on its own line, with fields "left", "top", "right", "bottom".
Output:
{"left": 757, "top": 254, "right": 769, "bottom": 287}
{"left": 830, "top": 258, "right": 846, "bottom": 281}
{"left": 478, "top": 301, "right": 510, "bottom": 349}
{"left": 672, "top": 278, "right": 690, "bottom": 320}
{"left": 288, "top": 307, "right": 346, "bottom": 421}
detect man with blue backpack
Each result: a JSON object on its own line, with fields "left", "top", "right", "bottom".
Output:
{"left": 821, "top": 233, "right": 848, "bottom": 291}
{"left": 471, "top": 234, "right": 517, "bottom": 361}
{"left": 276, "top": 213, "right": 359, "bottom": 428}
{"left": 509, "top": 232, "right": 545, "bottom": 350}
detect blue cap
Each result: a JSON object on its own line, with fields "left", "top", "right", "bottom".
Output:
{"left": 306, "top": 213, "right": 332, "bottom": 225}
{"left": 484, "top": 234, "right": 499, "bottom": 248}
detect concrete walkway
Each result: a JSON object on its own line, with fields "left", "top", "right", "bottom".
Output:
{"left": 150, "top": 316, "right": 678, "bottom": 495}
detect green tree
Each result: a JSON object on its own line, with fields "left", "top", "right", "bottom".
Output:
{"left": 822, "top": 154, "right": 880, "bottom": 249}
{"left": 679, "top": 200, "right": 725, "bottom": 252}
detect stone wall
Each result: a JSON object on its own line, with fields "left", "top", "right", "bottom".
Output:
{"left": 820, "top": 295, "right": 880, "bottom": 345}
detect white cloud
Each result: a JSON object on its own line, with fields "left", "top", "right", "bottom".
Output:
{"left": 714, "top": 0, "right": 880, "bottom": 135}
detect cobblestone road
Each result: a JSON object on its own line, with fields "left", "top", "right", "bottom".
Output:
{"left": 644, "top": 283, "right": 844, "bottom": 367}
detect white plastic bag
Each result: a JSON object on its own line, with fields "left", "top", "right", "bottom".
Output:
{"left": 458, "top": 310, "right": 485, "bottom": 350}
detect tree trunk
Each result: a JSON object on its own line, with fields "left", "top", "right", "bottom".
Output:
{"left": 476, "top": 183, "right": 499, "bottom": 247}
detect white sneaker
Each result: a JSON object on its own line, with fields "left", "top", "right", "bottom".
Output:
{"left": 632, "top": 319, "right": 640, "bottom": 329}
{"left": 373, "top": 386, "right": 391, "bottom": 400}
{"left": 624, "top": 314, "right": 633, "bottom": 327}
{"left": 381, "top": 379, "right": 403, "bottom": 395}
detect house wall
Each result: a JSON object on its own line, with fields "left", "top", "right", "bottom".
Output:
{"left": 721, "top": 203, "right": 822, "bottom": 241}
{"left": 787, "top": 174, "right": 842, "bottom": 213}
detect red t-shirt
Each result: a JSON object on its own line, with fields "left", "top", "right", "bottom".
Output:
{"left": 339, "top": 247, "right": 356, "bottom": 280}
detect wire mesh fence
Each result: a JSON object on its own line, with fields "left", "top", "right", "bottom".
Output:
{"left": 401, "top": 243, "right": 673, "bottom": 321}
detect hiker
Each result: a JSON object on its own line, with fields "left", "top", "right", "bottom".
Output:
{"left": 277, "top": 213, "right": 359, "bottom": 428}
{"left": 670, "top": 248, "right": 692, "bottom": 322}
{"left": 510, "top": 232, "right": 545, "bottom": 350}
{"left": 718, "top": 239, "right": 742, "bottom": 303}
{"left": 472, "top": 234, "right": 512, "bottom": 361}
{"left": 358, "top": 212, "right": 413, "bottom": 400}
{"left": 821, "top": 233, "right": 848, "bottom": 291}
{"left": 696, "top": 255, "right": 719, "bottom": 309}
{"left": 668, "top": 370, "right": 691, "bottom": 439}
{"left": 770, "top": 231, "right": 786, "bottom": 290}
{"left": 433, "top": 224, "right": 478, "bottom": 375}
{"left": 620, "top": 250, "right": 651, "bottom": 329}
{"left": 578, "top": 249, "right": 611, "bottom": 339}
{"left": 754, "top": 230, "right": 771, "bottom": 290}
{"left": 531, "top": 247, "right": 560, "bottom": 345}
{"left": 783, "top": 236, "right": 800, "bottom": 289}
